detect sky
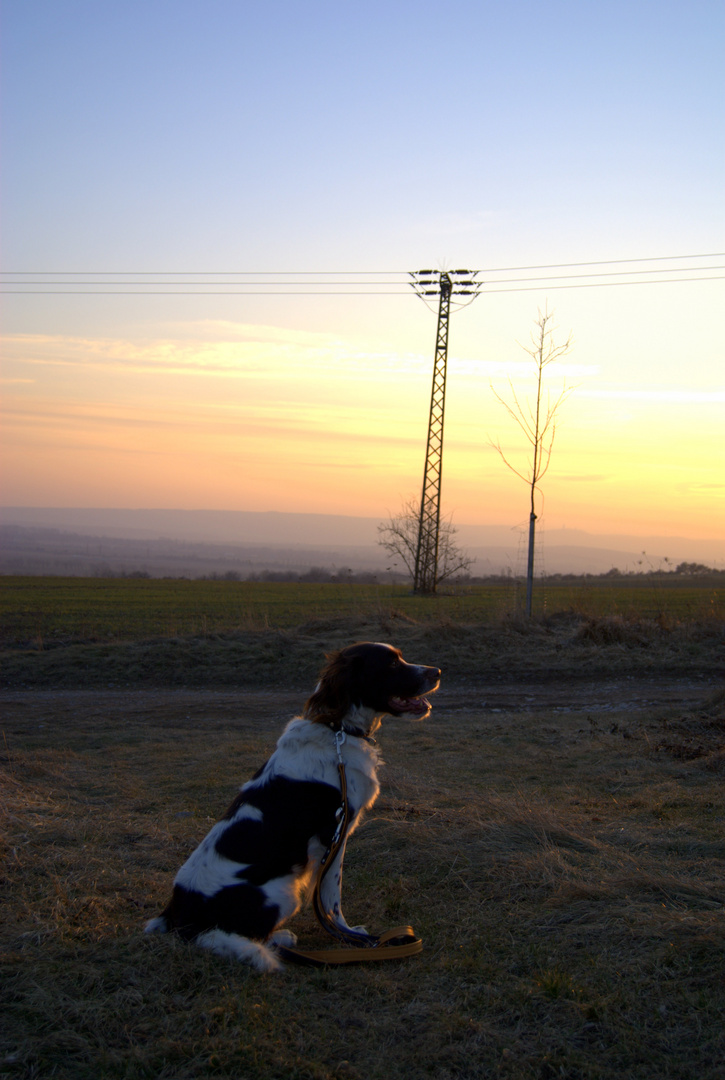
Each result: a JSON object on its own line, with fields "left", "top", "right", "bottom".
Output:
{"left": 1, "top": 0, "right": 724, "bottom": 543}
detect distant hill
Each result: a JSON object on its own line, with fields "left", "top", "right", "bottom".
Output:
{"left": 0, "top": 506, "right": 722, "bottom": 578}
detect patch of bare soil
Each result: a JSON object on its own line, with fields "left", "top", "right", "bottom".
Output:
{"left": 438, "top": 675, "right": 717, "bottom": 714}
{"left": 0, "top": 675, "right": 717, "bottom": 732}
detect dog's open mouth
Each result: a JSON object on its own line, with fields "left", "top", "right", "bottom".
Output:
{"left": 388, "top": 695, "right": 432, "bottom": 717}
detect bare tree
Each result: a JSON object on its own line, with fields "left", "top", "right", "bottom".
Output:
{"left": 491, "top": 306, "right": 573, "bottom": 616}
{"left": 377, "top": 497, "right": 474, "bottom": 586}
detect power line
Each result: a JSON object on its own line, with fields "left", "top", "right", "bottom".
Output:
{"left": 3, "top": 265, "right": 723, "bottom": 288}
{"left": 2, "top": 280, "right": 407, "bottom": 286}
{"left": 2, "top": 251, "right": 723, "bottom": 276}
{"left": 2, "top": 270, "right": 402, "bottom": 275}
{"left": 0, "top": 290, "right": 420, "bottom": 295}
{"left": 468, "top": 265, "right": 724, "bottom": 284}
{"left": 2, "top": 276, "right": 723, "bottom": 295}
{"left": 479, "top": 274, "right": 725, "bottom": 294}
{"left": 476, "top": 252, "right": 725, "bottom": 272}
{"left": 1, "top": 252, "right": 723, "bottom": 295}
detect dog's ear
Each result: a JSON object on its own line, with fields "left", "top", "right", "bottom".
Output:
{"left": 304, "top": 649, "right": 361, "bottom": 725}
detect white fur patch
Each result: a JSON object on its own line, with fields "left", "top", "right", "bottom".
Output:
{"left": 195, "top": 929, "right": 282, "bottom": 973}
{"left": 260, "top": 872, "right": 311, "bottom": 924}
{"left": 269, "top": 928, "right": 298, "bottom": 947}
{"left": 249, "top": 718, "right": 381, "bottom": 816}
{"left": 174, "top": 833, "right": 250, "bottom": 896}
{"left": 229, "top": 803, "right": 264, "bottom": 823}
{"left": 144, "top": 916, "right": 168, "bottom": 934}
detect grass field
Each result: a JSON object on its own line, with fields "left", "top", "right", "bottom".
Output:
{"left": 1, "top": 576, "right": 723, "bottom": 691}
{"left": 2, "top": 683, "right": 724, "bottom": 1079}
{"left": 1, "top": 576, "right": 722, "bottom": 650}
{"left": 1, "top": 577, "right": 724, "bottom": 1077}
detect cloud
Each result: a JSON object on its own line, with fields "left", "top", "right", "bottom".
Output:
{"left": 579, "top": 388, "right": 725, "bottom": 403}
{"left": 683, "top": 482, "right": 725, "bottom": 494}
{"left": 471, "top": 358, "right": 596, "bottom": 379}
{"left": 558, "top": 474, "right": 611, "bottom": 483}
{"left": 1, "top": 330, "right": 433, "bottom": 381}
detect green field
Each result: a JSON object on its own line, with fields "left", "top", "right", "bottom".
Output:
{"left": 1, "top": 576, "right": 722, "bottom": 650}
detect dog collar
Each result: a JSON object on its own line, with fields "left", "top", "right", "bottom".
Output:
{"left": 350, "top": 729, "right": 377, "bottom": 745}
{"left": 329, "top": 722, "right": 377, "bottom": 745}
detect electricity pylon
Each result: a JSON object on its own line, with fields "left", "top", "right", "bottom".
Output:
{"left": 409, "top": 269, "right": 482, "bottom": 594}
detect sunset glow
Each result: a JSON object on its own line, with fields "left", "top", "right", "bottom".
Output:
{"left": 2, "top": 318, "right": 723, "bottom": 542}
{"left": 1, "top": 1, "right": 723, "bottom": 553}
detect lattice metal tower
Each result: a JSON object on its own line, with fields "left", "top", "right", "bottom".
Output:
{"left": 409, "top": 269, "right": 482, "bottom": 594}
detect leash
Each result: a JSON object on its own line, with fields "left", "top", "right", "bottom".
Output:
{"left": 275, "top": 730, "right": 423, "bottom": 967}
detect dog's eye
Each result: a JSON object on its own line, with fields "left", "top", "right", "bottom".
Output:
{"left": 389, "top": 660, "right": 399, "bottom": 668}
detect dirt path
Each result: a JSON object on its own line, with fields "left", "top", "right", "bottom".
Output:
{"left": 1, "top": 675, "right": 717, "bottom": 729}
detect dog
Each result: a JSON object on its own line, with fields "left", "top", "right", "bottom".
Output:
{"left": 145, "top": 641, "right": 440, "bottom": 972}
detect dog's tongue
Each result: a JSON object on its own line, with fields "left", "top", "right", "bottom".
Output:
{"left": 389, "top": 695, "right": 430, "bottom": 716}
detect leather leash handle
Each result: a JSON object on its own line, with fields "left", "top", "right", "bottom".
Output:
{"left": 275, "top": 927, "right": 423, "bottom": 967}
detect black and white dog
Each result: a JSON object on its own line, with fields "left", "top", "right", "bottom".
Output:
{"left": 145, "top": 642, "right": 440, "bottom": 972}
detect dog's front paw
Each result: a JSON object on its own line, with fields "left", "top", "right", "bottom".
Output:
{"left": 269, "top": 929, "right": 298, "bottom": 947}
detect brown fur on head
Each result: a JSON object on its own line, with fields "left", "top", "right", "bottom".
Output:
{"left": 304, "top": 647, "right": 359, "bottom": 727}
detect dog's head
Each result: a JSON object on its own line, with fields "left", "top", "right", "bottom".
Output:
{"left": 304, "top": 641, "right": 440, "bottom": 728}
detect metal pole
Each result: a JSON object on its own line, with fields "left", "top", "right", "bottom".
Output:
{"left": 414, "top": 274, "right": 452, "bottom": 594}
{"left": 525, "top": 511, "right": 536, "bottom": 616}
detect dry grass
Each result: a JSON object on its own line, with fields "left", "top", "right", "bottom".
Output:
{"left": 2, "top": 608, "right": 723, "bottom": 690}
{"left": 1, "top": 682, "right": 724, "bottom": 1079}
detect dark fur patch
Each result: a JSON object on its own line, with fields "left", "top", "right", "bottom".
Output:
{"left": 216, "top": 779, "right": 344, "bottom": 883}
{"left": 164, "top": 882, "right": 279, "bottom": 942}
